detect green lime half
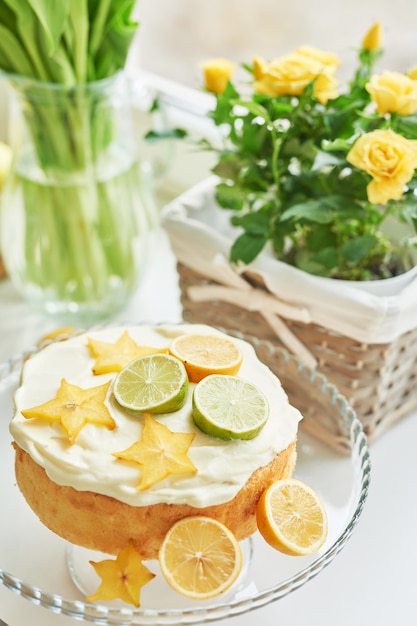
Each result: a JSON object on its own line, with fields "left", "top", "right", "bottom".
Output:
{"left": 113, "top": 354, "right": 188, "bottom": 414}
{"left": 192, "top": 374, "right": 269, "bottom": 440}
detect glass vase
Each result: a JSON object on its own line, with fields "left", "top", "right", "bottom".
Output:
{"left": 0, "top": 72, "right": 150, "bottom": 324}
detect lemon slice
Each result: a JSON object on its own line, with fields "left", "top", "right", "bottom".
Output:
{"left": 113, "top": 354, "right": 188, "bottom": 414}
{"left": 38, "top": 326, "right": 76, "bottom": 343}
{"left": 256, "top": 478, "right": 328, "bottom": 556}
{"left": 169, "top": 333, "right": 243, "bottom": 383}
{"left": 192, "top": 374, "right": 269, "bottom": 440}
{"left": 159, "top": 516, "right": 242, "bottom": 600}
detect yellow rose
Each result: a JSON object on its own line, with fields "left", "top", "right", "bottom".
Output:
{"left": 346, "top": 128, "right": 417, "bottom": 204}
{"left": 252, "top": 56, "right": 267, "bottom": 80}
{"left": 407, "top": 66, "right": 417, "bottom": 81}
{"left": 253, "top": 50, "right": 338, "bottom": 104}
{"left": 366, "top": 71, "right": 417, "bottom": 115}
{"left": 295, "top": 46, "right": 340, "bottom": 70}
{"left": 313, "top": 72, "right": 339, "bottom": 105}
{"left": 362, "top": 22, "right": 383, "bottom": 51}
{"left": 201, "top": 58, "right": 235, "bottom": 94}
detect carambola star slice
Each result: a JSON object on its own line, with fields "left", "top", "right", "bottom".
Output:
{"left": 114, "top": 413, "right": 197, "bottom": 490}
{"left": 88, "top": 330, "right": 167, "bottom": 374}
{"left": 21, "top": 378, "right": 115, "bottom": 444}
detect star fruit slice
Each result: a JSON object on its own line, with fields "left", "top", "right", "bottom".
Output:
{"left": 21, "top": 379, "right": 115, "bottom": 445}
{"left": 87, "top": 540, "right": 155, "bottom": 607}
{"left": 88, "top": 330, "right": 167, "bottom": 375}
{"left": 114, "top": 413, "right": 197, "bottom": 490}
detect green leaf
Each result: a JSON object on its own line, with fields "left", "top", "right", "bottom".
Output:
{"left": 398, "top": 196, "right": 417, "bottom": 221}
{"left": 0, "top": 1, "right": 51, "bottom": 79}
{"left": 322, "top": 137, "right": 353, "bottom": 153}
{"left": 280, "top": 201, "right": 333, "bottom": 224}
{"left": 144, "top": 128, "right": 187, "bottom": 142}
{"left": 290, "top": 137, "right": 317, "bottom": 162}
{"left": 215, "top": 183, "right": 245, "bottom": 211}
{"left": 311, "top": 247, "right": 339, "bottom": 270}
{"left": 312, "top": 148, "right": 344, "bottom": 170}
{"left": 237, "top": 119, "right": 269, "bottom": 155}
{"left": 41, "top": 43, "right": 76, "bottom": 85}
{"left": 231, "top": 210, "right": 270, "bottom": 235}
{"left": 239, "top": 163, "right": 272, "bottom": 191}
{"left": 88, "top": 0, "right": 113, "bottom": 57}
{"left": 295, "top": 250, "right": 333, "bottom": 276}
{"left": 212, "top": 152, "right": 243, "bottom": 180}
{"left": 26, "top": 0, "right": 71, "bottom": 56}
{"left": 0, "top": 24, "right": 35, "bottom": 75}
{"left": 0, "top": 1, "right": 18, "bottom": 33}
{"left": 90, "top": 1, "right": 138, "bottom": 79}
{"left": 230, "top": 232, "right": 267, "bottom": 264}
{"left": 306, "top": 224, "right": 337, "bottom": 252}
{"left": 67, "top": 0, "right": 89, "bottom": 83}
{"left": 393, "top": 115, "right": 417, "bottom": 140}
{"left": 231, "top": 98, "right": 269, "bottom": 120}
{"left": 341, "top": 236, "right": 376, "bottom": 264}
{"left": 268, "top": 97, "right": 294, "bottom": 117}
{"left": 321, "top": 194, "right": 363, "bottom": 213}
{"left": 211, "top": 81, "right": 239, "bottom": 125}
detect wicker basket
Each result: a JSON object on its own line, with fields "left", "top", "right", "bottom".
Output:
{"left": 178, "top": 262, "right": 417, "bottom": 451}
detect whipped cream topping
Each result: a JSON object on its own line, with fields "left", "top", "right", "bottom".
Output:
{"left": 10, "top": 324, "right": 302, "bottom": 508}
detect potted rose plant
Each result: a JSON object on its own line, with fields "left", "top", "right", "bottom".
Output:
{"left": 199, "top": 22, "right": 417, "bottom": 281}
{"left": 162, "top": 23, "right": 417, "bottom": 449}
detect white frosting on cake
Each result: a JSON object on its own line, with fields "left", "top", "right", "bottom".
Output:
{"left": 10, "top": 324, "right": 302, "bottom": 507}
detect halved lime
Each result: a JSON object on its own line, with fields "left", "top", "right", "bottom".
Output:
{"left": 192, "top": 375, "right": 269, "bottom": 440}
{"left": 113, "top": 354, "right": 188, "bottom": 414}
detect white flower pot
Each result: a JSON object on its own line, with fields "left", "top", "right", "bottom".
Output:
{"left": 162, "top": 176, "right": 417, "bottom": 345}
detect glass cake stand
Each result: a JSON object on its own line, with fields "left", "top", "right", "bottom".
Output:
{"left": 0, "top": 330, "right": 371, "bottom": 625}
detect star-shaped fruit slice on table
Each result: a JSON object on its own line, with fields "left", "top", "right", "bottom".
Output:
{"left": 114, "top": 413, "right": 197, "bottom": 490}
{"left": 88, "top": 330, "right": 167, "bottom": 374}
{"left": 21, "top": 379, "right": 116, "bottom": 445}
{"left": 86, "top": 540, "right": 155, "bottom": 607}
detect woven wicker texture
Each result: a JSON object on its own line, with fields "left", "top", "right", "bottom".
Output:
{"left": 179, "top": 263, "right": 417, "bottom": 450}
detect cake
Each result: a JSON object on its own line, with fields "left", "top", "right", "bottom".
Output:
{"left": 9, "top": 323, "right": 302, "bottom": 559}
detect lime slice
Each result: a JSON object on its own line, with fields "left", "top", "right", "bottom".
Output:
{"left": 113, "top": 354, "right": 188, "bottom": 414}
{"left": 192, "top": 375, "right": 269, "bottom": 440}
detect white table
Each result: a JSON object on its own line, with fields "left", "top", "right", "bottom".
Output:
{"left": 1, "top": 225, "right": 416, "bottom": 626}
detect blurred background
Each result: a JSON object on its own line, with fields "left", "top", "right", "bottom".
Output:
{"left": 1, "top": 0, "right": 417, "bottom": 170}
{"left": 132, "top": 0, "right": 417, "bottom": 85}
